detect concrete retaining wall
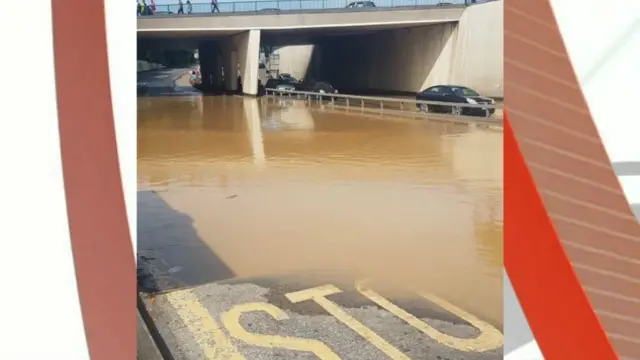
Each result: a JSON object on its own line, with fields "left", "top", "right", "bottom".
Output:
{"left": 273, "top": 45, "right": 315, "bottom": 79}
{"left": 450, "top": 0, "right": 503, "bottom": 97}
{"left": 313, "top": 23, "right": 458, "bottom": 94}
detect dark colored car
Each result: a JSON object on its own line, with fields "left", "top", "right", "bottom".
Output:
{"left": 278, "top": 73, "right": 298, "bottom": 83}
{"left": 265, "top": 78, "right": 299, "bottom": 91}
{"left": 415, "top": 85, "right": 495, "bottom": 117}
{"left": 300, "top": 81, "right": 338, "bottom": 94}
{"left": 346, "top": 1, "right": 376, "bottom": 8}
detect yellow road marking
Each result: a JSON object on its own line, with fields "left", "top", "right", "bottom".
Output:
{"left": 355, "top": 280, "right": 503, "bottom": 352}
{"left": 286, "top": 285, "right": 411, "bottom": 360}
{"left": 221, "top": 302, "right": 341, "bottom": 359}
{"left": 165, "top": 290, "right": 246, "bottom": 360}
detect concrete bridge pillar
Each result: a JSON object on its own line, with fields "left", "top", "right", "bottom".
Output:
{"left": 220, "top": 30, "right": 260, "bottom": 95}
{"left": 235, "top": 30, "right": 261, "bottom": 96}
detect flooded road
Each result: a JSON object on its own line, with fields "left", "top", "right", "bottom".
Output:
{"left": 138, "top": 90, "right": 504, "bottom": 359}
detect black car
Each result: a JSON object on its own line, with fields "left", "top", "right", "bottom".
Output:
{"left": 278, "top": 73, "right": 298, "bottom": 83}
{"left": 415, "top": 85, "right": 495, "bottom": 117}
{"left": 265, "top": 78, "right": 299, "bottom": 92}
{"left": 300, "top": 81, "right": 338, "bottom": 94}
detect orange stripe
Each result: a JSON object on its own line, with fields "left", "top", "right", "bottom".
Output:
{"left": 504, "top": 112, "right": 617, "bottom": 359}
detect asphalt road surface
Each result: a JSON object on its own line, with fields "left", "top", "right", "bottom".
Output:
{"left": 140, "top": 275, "right": 503, "bottom": 360}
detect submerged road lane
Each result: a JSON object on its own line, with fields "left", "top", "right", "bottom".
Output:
{"left": 137, "top": 67, "right": 200, "bottom": 97}
{"left": 137, "top": 79, "right": 504, "bottom": 359}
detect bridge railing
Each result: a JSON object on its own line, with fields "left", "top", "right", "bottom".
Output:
{"left": 141, "top": 0, "right": 468, "bottom": 15}
{"left": 264, "top": 88, "right": 504, "bottom": 125}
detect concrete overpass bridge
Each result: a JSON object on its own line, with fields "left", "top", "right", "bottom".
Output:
{"left": 137, "top": 1, "right": 503, "bottom": 97}
{"left": 145, "top": 0, "right": 469, "bottom": 15}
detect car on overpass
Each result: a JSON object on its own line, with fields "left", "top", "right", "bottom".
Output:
{"left": 346, "top": 1, "right": 376, "bottom": 8}
{"left": 416, "top": 85, "right": 495, "bottom": 117}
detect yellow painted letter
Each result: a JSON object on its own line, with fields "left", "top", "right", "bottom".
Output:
{"left": 221, "top": 302, "right": 341, "bottom": 360}
{"left": 165, "top": 290, "right": 245, "bottom": 360}
{"left": 356, "top": 280, "right": 503, "bottom": 352}
{"left": 286, "top": 285, "right": 410, "bottom": 360}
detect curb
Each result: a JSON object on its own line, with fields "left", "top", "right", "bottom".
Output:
{"left": 137, "top": 294, "right": 176, "bottom": 360}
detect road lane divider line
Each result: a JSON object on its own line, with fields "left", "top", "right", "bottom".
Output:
{"left": 221, "top": 302, "right": 341, "bottom": 359}
{"left": 355, "top": 280, "right": 503, "bottom": 352}
{"left": 165, "top": 290, "right": 246, "bottom": 360}
{"left": 286, "top": 285, "right": 411, "bottom": 360}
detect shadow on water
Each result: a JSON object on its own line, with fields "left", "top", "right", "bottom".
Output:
{"left": 137, "top": 190, "right": 235, "bottom": 294}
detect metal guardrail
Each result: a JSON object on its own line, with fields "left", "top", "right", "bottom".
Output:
{"left": 264, "top": 88, "right": 504, "bottom": 124}
{"left": 138, "top": 0, "right": 469, "bottom": 15}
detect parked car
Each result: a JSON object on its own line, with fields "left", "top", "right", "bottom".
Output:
{"left": 265, "top": 78, "right": 298, "bottom": 92}
{"left": 415, "top": 85, "right": 495, "bottom": 117}
{"left": 346, "top": 1, "right": 376, "bottom": 8}
{"left": 300, "top": 81, "right": 338, "bottom": 94}
{"left": 297, "top": 81, "right": 339, "bottom": 101}
{"left": 278, "top": 73, "right": 299, "bottom": 83}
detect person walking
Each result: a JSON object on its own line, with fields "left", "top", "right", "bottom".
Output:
{"left": 150, "top": 0, "right": 156, "bottom": 14}
{"left": 177, "top": 0, "right": 184, "bottom": 14}
{"left": 186, "top": 0, "right": 193, "bottom": 13}
{"left": 211, "top": 0, "right": 220, "bottom": 13}
{"left": 139, "top": 0, "right": 146, "bottom": 15}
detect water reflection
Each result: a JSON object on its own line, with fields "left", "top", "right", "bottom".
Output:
{"left": 138, "top": 96, "right": 504, "bottom": 324}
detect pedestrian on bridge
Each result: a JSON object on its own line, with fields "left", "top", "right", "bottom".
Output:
{"left": 211, "top": 0, "right": 220, "bottom": 13}
{"left": 186, "top": 0, "right": 193, "bottom": 13}
{"left": 138, "top": 0, "right": 147, "bottom": 15}
{"left": 177, "top": 0, "right": 184, "bottom": 14}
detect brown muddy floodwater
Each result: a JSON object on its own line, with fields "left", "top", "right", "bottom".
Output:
{"left": 137, "top": 95, "right": 504, "bottom": 326}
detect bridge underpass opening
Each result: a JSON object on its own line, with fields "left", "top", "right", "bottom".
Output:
{"left": 262, "top": 22, "right": 460, "bottom": 96}
{"left": 138, "top": 31, "right": 262, "bottom": 95}
{"left": 138, "top": 22, "right": 460, "bottom": 97}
